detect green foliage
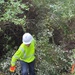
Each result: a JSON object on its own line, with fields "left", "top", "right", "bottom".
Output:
{"left": 50, "top": 0, "right": 75, "bottom": 20}
{"left": 34, "top": 17, "right": 71, "bottom": 74}
{"left": 4, "top": 34, "right": 15, "bottom": 50}
{"left": 32, "top": 0, "right": 75, "bottom": 32}
{"left": 32, "top": 0, "right": 74, "bottom": 74}
{"left": 0, "top": 0, "right": 75, "bottom": 75}
{"left": 0, "top": 0, "right": 29, "bottom": 25}
{"left": 36, "top": 37, "right": 72, "bottom": 75}
{"left": 71, "top": 49, "right": 75, "bottom": 64}
{"left": 33, "top": 0, "right": 75, "bottom": 19}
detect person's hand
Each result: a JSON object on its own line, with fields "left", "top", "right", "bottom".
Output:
{"left": 9, "top": 66, "right": 16, "bottom": 72}
{"left": 71, "top": 64, "right": 75, "bottom": 73}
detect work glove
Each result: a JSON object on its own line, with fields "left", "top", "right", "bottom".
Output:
{"left": 9, "top": 66, "right": 16, "bottom": 72}
{"left": 71, "top": 64, "right": 75, "bottom": 73}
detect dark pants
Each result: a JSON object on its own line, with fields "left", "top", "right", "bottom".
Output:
{"left": 20, "top": 60, "right": 35, "bottom": 75}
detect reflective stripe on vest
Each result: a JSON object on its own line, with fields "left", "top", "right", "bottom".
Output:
{"left": 19, "top": 47, "right": 26, "bottom": 58}
{"left": 12, "top": 46, "right": 25, "bottom": 59}
{"left": 13, "top": 55, "right": 19, "bottom": 59}
{"left": 19, "top": 47, "right": 24, "bottom": 53}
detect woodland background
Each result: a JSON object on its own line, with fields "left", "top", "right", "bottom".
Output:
{"left": 0, "top": 0, "right": 75, "bottom": 75}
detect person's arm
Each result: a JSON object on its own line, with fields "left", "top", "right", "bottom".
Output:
{"left": 10, "top": 45, "right": 24, "bottom": 72}
{"left": 11, "top": 49, "right": 23, "bottom": 66}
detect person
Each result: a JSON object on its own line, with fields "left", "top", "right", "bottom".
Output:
{"left": 9, "top": 33, "right": 36, "bottom": 75}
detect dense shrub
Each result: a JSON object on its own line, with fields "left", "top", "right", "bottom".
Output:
{"left": 0, "top": 0, "right": 75, "bottom": 75}
{"left": 0, "top": 0, "right": 29, "bottom": 25}
{"left": 35, "top": 31, "right": 72, "bottom": 75}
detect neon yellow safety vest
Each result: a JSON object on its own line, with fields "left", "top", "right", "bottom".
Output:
{"left": 11, "top": 39, "right": 36, "bottom": 66}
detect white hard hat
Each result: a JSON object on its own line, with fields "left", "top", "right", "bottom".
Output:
{"left": 22, "top": 33, "right": 33, "bottom": 44}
